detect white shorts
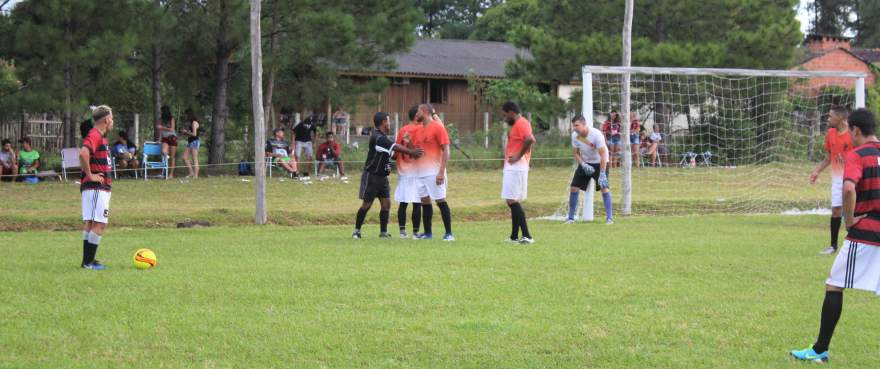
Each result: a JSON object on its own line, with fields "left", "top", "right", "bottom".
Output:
{"left": 295, "top": 141, "right": 314, "bottom": 158}
{"left": 831, "top": 176, "right": 843, "bottom": 208}
{"left": 81, "top": 190, "right": 112, "bottom": 224}
{"left": 394, "top": 175, "right": 421, "bottom": 203}
{"left": 501, "top": 169, "right": 528, "bottom": 201}
{"left": 416, "top": 173, "right": 447, "bottom": 200}
{"left": 827, "top": 240, "right": 880, "bottom": 295}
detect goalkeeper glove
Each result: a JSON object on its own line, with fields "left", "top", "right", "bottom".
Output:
{"left": 580, "top": 162, "right": 595, "bottom": 176}
{"left": 598, "top": 171, "right": 609, "bottom": 189}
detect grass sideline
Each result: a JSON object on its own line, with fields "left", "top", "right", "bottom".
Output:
{"left": 2, "top": 216, "right": 878, "bottom": 368}
{"left": 0, "top": 165, "right": 829, "bottom": 231}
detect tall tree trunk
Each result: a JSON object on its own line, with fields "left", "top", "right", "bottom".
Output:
{"left": 209, "top": 56, "right": 230, "bottom": 165}
{"left": 208, "top": 0, "right": 231, "bottom": 165}
{"left": 63, "top": 66, "right": 73, "bottom": 147}
{"left": 151, "top": 0, "right": 162, "bottom": 141}
{"left": 263, "top": 2, "right": 278, "bottom": 129}
{"left": 151, "top": 44, "right": 162, "bottom": 141}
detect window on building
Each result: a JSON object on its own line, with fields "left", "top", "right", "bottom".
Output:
{"left": 429, "top": 80, "right": 448, "bottom": 104}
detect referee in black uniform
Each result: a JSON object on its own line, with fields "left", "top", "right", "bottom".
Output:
{"left": 353, "top": 112, "right": 423, "bottom": 239}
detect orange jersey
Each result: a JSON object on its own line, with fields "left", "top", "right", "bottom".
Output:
{"left": 414, "top": 120, "right": 449, "bottom": 176}
{"left": 505, "top": 116, "right": 533, "bottom": 171}
{"left": 825, "top": 127, "right": 853, "bottom": 176}
{"left": 394, "top": 123, "right": 421, "bottom": 176}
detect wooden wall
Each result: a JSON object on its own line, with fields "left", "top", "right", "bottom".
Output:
{"left": 351, "top": 77, "right": 483, "bottom": 133}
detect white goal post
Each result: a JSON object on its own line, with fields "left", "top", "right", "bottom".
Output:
{"left": 575, "top": 65, "right": 867, "bottom": 220}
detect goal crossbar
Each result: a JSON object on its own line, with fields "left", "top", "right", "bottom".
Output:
{"left": 582, "top": 65, "right": 867, "bottom": 79}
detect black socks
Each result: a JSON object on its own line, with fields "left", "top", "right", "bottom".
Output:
{"left": 379, "top": 210, "right": 389, "bottom": 233}
{"left": 422, "top": 203, "right": 433, "bottom": 235}
{"left": 355, "top": 208, "right": 368, "bottom": 230}
{"left": 830, "top": 217, "right": 841, "bottom": 249}
{"left": 814, "top": 290, "right": 843, "bottom": 354}
{"left": 397, "top": 203, "right": 408, "bottom": 231}
{"left": 437, "top": 201, "right": 452, "bottom": 235}
{"left": 508, "top": 202, "right": 531, "bottom": 239}
{"left": 411, "top": 203, "right": 421, "bottom": 233}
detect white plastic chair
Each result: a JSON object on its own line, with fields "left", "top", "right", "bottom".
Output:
{"left": 60, "top": 148, "right": 80, "bottom": 181}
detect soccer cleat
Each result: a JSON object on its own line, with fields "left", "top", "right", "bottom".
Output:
{"left": 81, "top": 261, "right": 106, "bottom": 270}
{"left": 443, "top": 233, "right": 455, "bottom": 242}
{"left": 340, "top": 176, "right": 349, "bottom": 181}
{"left": 564, "top": 218, "right": 575, "bottom": 225}
{"left": 415, "top": 233, "right": 433, "bottom": 240}
{"left": 790, "top": 346, "right": 829, "bottom": 363}
{"left": 352, "top": 230, "right": 362, "bottom": 239}
{"left": 411, "top": 232, "right": 422, "bottom": 239}
{"left": 518, "top": 237, "right": 535, "bottom": 244}
{"left": 399, "top": 230, "right": 409, "bottom": 239}
{"left": 819, "top": 246, "right": 837, "bottom": 255}
{"left": 300, "top": 176, "right": 311, "bottom": 182}
{"left": 605, "top": 218, "right": 614, "bottom": 225}
{"left": 379, "top": 232, "right": 392, "bottom": 239}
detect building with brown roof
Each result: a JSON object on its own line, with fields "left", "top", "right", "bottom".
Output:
{"left": 793, "top": 34, "right": 879, "bottom": 91}
{"left": 342, "top": 39, "right": 533, "bottom": 133}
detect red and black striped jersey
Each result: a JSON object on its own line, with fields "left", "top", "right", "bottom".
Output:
{"left": 844, "top": 141, "right": 880, "bottom": 245}
{"left": 81, "top": 127, "right": 112, "bottom": 192}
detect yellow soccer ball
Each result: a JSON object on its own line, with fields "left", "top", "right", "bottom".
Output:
{"left": 133, "top": 248, "right": 157, "bottom": 270}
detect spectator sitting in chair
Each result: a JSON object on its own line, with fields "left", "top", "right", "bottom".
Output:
{"left": 113, "top": 130, "right": 139, "bottom": 176}
{"left": 317, "top": 132, "right": 347, "bottom": 180}
{"left": 17, "top": 137, "right": 40, "bottom": 180}
{"left": 0, "top": 139, "right": 17, "bottom": 182}
{"left": 266, "top": 128, "right": 298, "bottom": 176}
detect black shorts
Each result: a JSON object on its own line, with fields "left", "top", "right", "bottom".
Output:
{"left": 570, "top": 163, "right": 609, "bottom": 191}
{"left": 359, "top": 171, "right": 390, "bottom": 201}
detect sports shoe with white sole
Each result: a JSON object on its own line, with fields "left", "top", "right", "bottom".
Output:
{"left": 518, "top": 237, "right": 535, "bottom": 244}
{"left": 819, "top": 246, "right": 837, "bottom": 255}
{"left": 790, "top": 346, "right": 829, "bottom": 363}
{"left": 564, "top": 219, "right": 575, "bottom": 224}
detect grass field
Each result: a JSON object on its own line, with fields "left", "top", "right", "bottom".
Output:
{"left": 2, "top": 166, "right": 875, "bottom": 368}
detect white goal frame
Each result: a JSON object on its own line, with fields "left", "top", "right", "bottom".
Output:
{"left": 580, "top": 65, "right": 867, "bottom": 221}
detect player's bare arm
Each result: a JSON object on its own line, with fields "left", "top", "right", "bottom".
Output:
{"left": 508, "top": 135, "right": 535, "bottom": 164}
{"left": 598, "top": 146, "right": 608, "bottom": 172}
{"left": 79, "top": 146, "right": 104, "bottom": 184}
{"left": 810, "top": 156, "right": 831, "bottom": 184}
{"left": 394, "top": 144, "right": 423, "bottom": 158}
{"left": 843, "top": 180, "right": 864, "bottom": 229}
{"left": 436, "top": 144, "right": 450, "bottom": 185}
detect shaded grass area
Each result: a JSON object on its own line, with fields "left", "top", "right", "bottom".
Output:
{"left": 1, "top": 216, "right": 877, "bottom": 368}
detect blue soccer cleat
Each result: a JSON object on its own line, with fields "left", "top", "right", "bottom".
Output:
{"left": 443, "top": 233, "right": 455, "bottom": 242}
{"left": 81, "top": 261, "right": 106, "bottom": 270}
{"left": 790, "top": 346, "right": 829, "bottom": 363}
{"left": 415, "top": 233, "right": 433, "bottom": 240}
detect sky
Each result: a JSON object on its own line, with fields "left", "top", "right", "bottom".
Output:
{"left": 798, "top": 0, "right": 812, "bottom": 34}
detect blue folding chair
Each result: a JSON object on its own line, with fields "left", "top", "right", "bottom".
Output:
{"left": 142, "top": 141, "right": 168, "bottom": 180}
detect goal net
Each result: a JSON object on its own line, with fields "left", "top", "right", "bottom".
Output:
{"left": 555, "top": 66, "right": 867, "bottom": 219}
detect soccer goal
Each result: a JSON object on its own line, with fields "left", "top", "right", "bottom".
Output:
{"left": 561, "top": 66, "right": 867, "bottom": 220}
